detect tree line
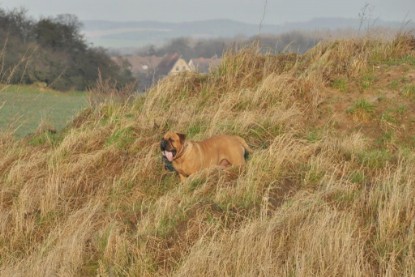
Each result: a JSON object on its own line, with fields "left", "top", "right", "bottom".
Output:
{"left": 136, "top": 32, "right": 322, "bottom": 60}
{"left": 0, "top": 8, "right": 133, "bottom": 91}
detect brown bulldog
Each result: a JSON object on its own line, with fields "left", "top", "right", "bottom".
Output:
{"left": 161, "top": 131, "right": 252, "bottom": 181}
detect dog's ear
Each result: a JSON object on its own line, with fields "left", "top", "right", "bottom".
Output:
{"left": 177, "top": 133, "right": 186, "bottom": 144}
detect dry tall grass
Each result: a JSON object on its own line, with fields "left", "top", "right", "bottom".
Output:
{"left": 1, "top": 34, "right": 415, "bottom": 276}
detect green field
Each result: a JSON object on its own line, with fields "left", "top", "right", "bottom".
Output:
{"left": 0, "top": 85, "right": 87, "bottom": 137}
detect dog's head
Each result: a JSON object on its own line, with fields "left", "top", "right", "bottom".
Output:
{"left": 160, "top": 131, "right": 186, "bottom": 162}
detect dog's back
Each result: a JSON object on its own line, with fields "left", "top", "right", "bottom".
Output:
{"left": 196, "top": 135, "right": 250, "bottom": 166}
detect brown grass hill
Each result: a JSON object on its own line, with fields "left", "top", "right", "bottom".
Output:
{"left": 1, "top": 34, "right": 415, "bottom": 276}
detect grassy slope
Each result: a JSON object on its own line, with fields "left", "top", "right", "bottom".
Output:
{"left": 0, "top": 85, "right": 87, "bottom": 137}
{"left": 0, "top": 35, "right": 415, "bottom": 276}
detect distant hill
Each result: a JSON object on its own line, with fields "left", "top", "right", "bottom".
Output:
{"left": 81, "top": 17, "right": 414, "bottom": 49}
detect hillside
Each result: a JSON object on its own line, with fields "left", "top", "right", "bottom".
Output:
{"left": 0, "top": 34, "right": 415, "bottom": 276}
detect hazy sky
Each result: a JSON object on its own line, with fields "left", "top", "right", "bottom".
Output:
{"left": 0, "top": 0, "right": 413, "bottom": 24}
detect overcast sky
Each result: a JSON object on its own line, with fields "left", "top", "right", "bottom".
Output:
{"left": 0, "top": 0, "right": 413, "bottom": 25}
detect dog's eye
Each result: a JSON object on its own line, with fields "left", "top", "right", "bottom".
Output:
{"left": 168, "top": 138, "right": 174, "bottom": 142}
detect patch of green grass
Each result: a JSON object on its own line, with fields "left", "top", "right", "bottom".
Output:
{"left": 109, "top": 179, "right": 137, "bottom": 202}
{"left": 381, "top": 111, "right": 397, "bottom": 124}
{"left": 349, "top": 171, "right": 365, "bottom": 184}
{"left": 28, "top": 131, "right": 62, "bottom": 147}
{"left": 37, "top": 210, "right": 62, "bottom": 227}
{"left": 98, "top": 104, "right": 122, "bottom": 125}
{"left": 187, "top": 120, "right": 208, "bottom": 138}
{"left": 131, "top": 94, "right": 146, "bottom": 111}
{"left": 214, "top": 182, "right": 262, "bottom": 214}
{"left": 156, "top": 209, "right": 187, "bottom": 238}
{"left": 304, "top": 167, "right": 325, "bottom": 187}
{"left": 187, "top": 175, "right": 207, "bottom": 192}
{"left": 388, "top": 80, "right": 400, "bottom": 90}
{"left": 373, "top": 239, "right": 410, "bottom": 273}
{"left": 375, "top": 131, "right": 394, "bottom": 148}
{"left": 401, "top": 55, "right": 415, "bottom": 66}
{"left": 347, "top": 99, "right": 375, "bottom": 116}
{"left": 106, "top": 126, "right": 136, "bottom": 150}
{"left": 397, "top": 105, "right": 410, "bottom": 118}
{"left": 358, "top": 149, "right": 393, "bottom": 169}
{"left": 385, "top": 55, "right": 415, "bottom": 66}
{"left": 401, "top": 84, "right": 415, "bottom": 98}
{"left": 381, "top": 105, "right": 408, "bottom": 124}
{"left": 0, "top": 85, "right": 87, "bottom": 137}
{"left": 80, "top": 260, "right": 100, "bottom": 277}
{"left": 306, "top": 129, "right": 323, "bottom": 142}
{"left": 396, "top": 105, "right": 407, "bottom": 115}
{"left": 95, "top": 226, "right": 113, "bottom": 256}
{"left": 246, "top": 122, "right": 283, "bottom": 149}
{"left": 331, "top": 78, "right": 348, "bottom": 92}
{"left": 360, "top": 74, "right": 376, "bottom": 90}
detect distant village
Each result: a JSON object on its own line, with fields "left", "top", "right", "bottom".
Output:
{"left": 112, "top": 53, "right": 221, "bottom": 91}
{"left": 109, "top": 32, "right": 327, "bottom": 92}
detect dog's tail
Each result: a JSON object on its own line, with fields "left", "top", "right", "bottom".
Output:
{"left": 236, "top": 137, "right": 252, "bottom": 160}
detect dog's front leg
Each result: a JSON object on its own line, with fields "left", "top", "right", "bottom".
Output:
{"left": 179, "top": 173, "right": 187, "bottom": 182}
